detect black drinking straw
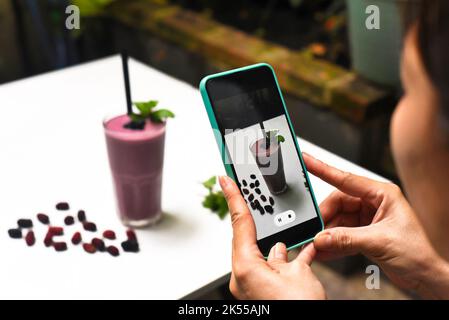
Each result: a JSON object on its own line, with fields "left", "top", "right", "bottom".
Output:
{"left": 121, "top": 52, "right": 132, "bottom": 115}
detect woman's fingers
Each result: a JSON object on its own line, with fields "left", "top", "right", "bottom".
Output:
{"left": 314, "top": 226, "right": 378, "bottom": 257}
{"left": 267, "top": 242, "right": 288, "bottom": 269}
{"left": 302, "top": 153, "right": 383, "bottom": 207}
{"left": 319, "top": 190, "right": 363, "bottom": 223}
{"left": 295, "top": 243, "right": 316, "bottom": 266}
{"left": 219, "top": 176, "right": 260, "bottom": 258}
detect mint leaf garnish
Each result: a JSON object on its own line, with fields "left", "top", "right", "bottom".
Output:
{"left": 150, "top": 109, "right": 175, "bottom": 123}
{"left": 125, "top": 100, "right": 175, "bottom": 130}
{"left": 202, "top": 176, "right": 229, "bottom": 220}
{"left": 264, "top": 129, "right": 284, "bottom": 147}
{"left": 134, "top": 101, "right": 158, "bottom": 117}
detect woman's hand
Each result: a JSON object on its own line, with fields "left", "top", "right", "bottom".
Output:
{"left": 303, "top": 153, "right": 449, "bottom": 299}
{"left": 219, "top": 175, "right": 326, "bottom": 300}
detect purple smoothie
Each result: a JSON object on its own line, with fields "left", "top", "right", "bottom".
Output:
{"left": 104, "top": 114, "right": 166, "bottom": 227}
{"left": 250, "top": 138, "right": 288, "bottom": 195}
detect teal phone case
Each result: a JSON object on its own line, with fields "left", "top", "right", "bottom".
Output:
{"left": 199, "top": 63, "right": 324, "bottom": 252}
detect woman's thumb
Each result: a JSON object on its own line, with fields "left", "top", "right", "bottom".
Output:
{"left": 314, "top": 227, "right": 374, "bottom": 256}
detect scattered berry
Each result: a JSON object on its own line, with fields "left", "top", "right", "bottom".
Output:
{"left": 71, "top": 232, "right": 82, "bottom": 245}
{"left": 77, "top": 210, "right": 86, "bottom": 222}
{"left": 103, "top": 230, "right": 116, "bottom": 240}
{"left": 18, "top": 219, "right": 33, "bottom": 228}
{"left": 83, "top": 243, "right": 96, "bottom": 254}
{"left": 25, "top": 231, "right": 35, "bottom": 246}
{"left": 64, "top": 215, "right": 74, "bottom": 226}
{"left": 121, "top": 240, "right": 139, "bottom": 253}
{"left": 126, "top": 229, "right": 137, "bottom": 241}
{"left": 44, "top": 233, "right": 53, "bottom": 247}
{"left": 8, "top": 228, "right": 22, "bottom": 239}
{"left": 264, "top": 205, "right": 274, "bottom": 214}
{"left": 37, "top": 213, "right": 50, "bottom": 225}
{"left": 48, "top": 226, "right": 64, "bottom": 236}
{"left": 250, "top": 174, "right": 256, "bottom": 179}
{"left": 269, "top": 197, "right": 275, "bottom": 206}
{"left": 56, "top": 202, "right": 70, "bottom": 210}
{"left": 83, "top": 222, "right": 97, "bottom": 232}
{"left": 106, "top": 245, "right": 120, "bottom": 257}
{"left": 92, "top": 238, "right": 105, "bottom": 252}
{"left": 53, "top": 242, "right": 67, "bottom": 252}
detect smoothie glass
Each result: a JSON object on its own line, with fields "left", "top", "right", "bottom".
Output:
{"left": 104, "top": 114, "right": 165, "bottom": 227}
{"left": 250, "top": 138, "right": 288, "bottom": 195}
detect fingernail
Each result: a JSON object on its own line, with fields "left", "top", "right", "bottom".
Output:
{"left": 315, "top": 232, "right": 332, "bottom": 246}
{"left": 274, "top": 242, "right": 286, "bottom": 260}
{"left": 219, "top": 176, "right": 229, "bottom": 189}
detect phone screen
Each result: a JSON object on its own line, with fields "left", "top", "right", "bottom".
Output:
{"left": 204, "top": 65, "right": 322, "bottom": 254}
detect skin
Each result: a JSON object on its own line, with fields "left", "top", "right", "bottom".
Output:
{"left": 219, "top": 26, "right": 449, "bottom": 299}
{"left": 391, "top": 26, "right": 449, "bottom": 260}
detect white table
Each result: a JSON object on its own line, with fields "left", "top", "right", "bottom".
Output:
{"left": 0, "top": 56, "right": 386, "bottom": 299}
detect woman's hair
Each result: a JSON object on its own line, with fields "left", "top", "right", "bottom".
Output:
{"left": 405, "top": 0, "right": 449, "bottom": 124}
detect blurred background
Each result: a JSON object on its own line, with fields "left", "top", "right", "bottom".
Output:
{"left": 0, "top": 0, "right": 411, "bottom": 299}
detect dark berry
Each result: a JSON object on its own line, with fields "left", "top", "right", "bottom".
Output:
{"left": 44, "top": 233, "right": 53, "bottom": 247}
{"left": 25, "top": 231, "right": 35, "bottom": 246}
{"left": 92, "top": 238, "right": 105, "bottom": 252}
{"left": 264, "top": 205, "right": 274, "bottom": 214}
{"left": 255, "top": 188, "right": 261, "bottom": 195}
{"left": 18, "top": 219, "right": 33, "bottom": 228}
{"left": 255, "top": 180, "right": 260, "bottom": 187}
{"left": 107, "top": 245, "right": 120, "bottom": 257}
{"left": 248, "top": 194, "right": 254, "bottom": 202}
{"left": 126, "top": 229, "right": 137, "bottom": 241}
{"left": 254, "top": 200, "right": 260, "bottom": 208}
{"left": 103, "top": 230, "right": 116, "bottom": 240}
{"left": 250, "top": 174, "right": 256, "bottom": 179}
{"left": 242, "top": 180, "right": 247, "bottom": 187}
{"left": 77, "top": 210, "right": 86, "bottom": 222}
{"left": 242, "top": 188, "right": 249, "bottom": 195}
{"left": 8, "top": 228, "right": 22, "bottom": 239}
{"left": 250, "top": 202, "right": 256, "bottom": 210}
{"left": 64, "top": 216, "right": 75, "bottom": 226}
{"left": 260, "top": 195, "right": 267, "bottom": 202}
{"left": 37, "top": 213, "right": 50, "bottom": 225}
{"left": 257, "top": 206, "right": 265, "bottom": 215}
{"left": 121, "top": 240, "right": 139, "bottom": 253}
{"left": 83, "top": 222, "right": 97, "bottom": 232}
{"left": 71, "top": 232, "right": 82, "bottom": 245}
{"left": 250, "top": 183, "right": 255, "bottom": 188}
{"left": 269, "top": 197, "right": 275, "bottom": 206}
{"left": 124, "top": 120, "right": 145, "bottom": 130}
{"left": 83, "top": 243, "right": 96, "bottom": 254}
{"left": 56, "top": 202, "right": 70, "bottom": 210}
{"left": 53, "top": 242, "right": 67, "bottom": 252}
{"left": 48, "top": 227, "right": 64, "bottom": 236}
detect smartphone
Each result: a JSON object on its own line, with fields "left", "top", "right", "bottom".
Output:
{"left": 199, "top": 63, "right": 323, "bottom": 256}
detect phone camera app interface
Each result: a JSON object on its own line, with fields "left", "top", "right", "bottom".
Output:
{"left": 213, "top": 84, "right": 318, "bottom": 241}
